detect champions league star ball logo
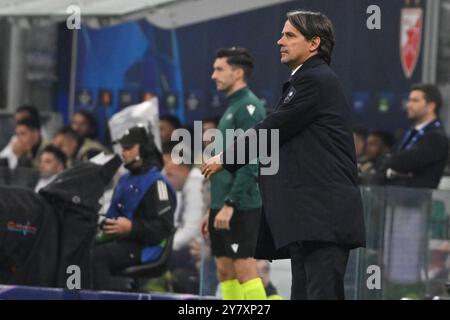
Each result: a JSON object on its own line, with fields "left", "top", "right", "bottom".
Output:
{"left": 400, "top": 6, "right": 423, "bottom": 79}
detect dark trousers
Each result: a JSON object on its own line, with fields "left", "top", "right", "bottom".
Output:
{"left": 290, "top": 241, "right": 349, "bottom": 300}
{"left": 92, "top": 240, "right": 141, "bottom": 291}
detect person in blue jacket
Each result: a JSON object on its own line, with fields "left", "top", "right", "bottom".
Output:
{"left": 93, "top": 126, "right": 176, "bottom": 291}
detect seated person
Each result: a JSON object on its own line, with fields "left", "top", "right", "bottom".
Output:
{"left": 163, "top": 142, "right": 204, "bottom": 254}
{"left": 71, "top": 110, "right": 99, "bottom": 140}
{"left": 53, "top": 126, "right": 109, "bottom": 167}
{"left": 353, "top": 125, "right": 368, "bottom": 166}
{"left": 15, "top": 117, "right": 49, "bottom": 169}
{"left": 92, "top": 126, "right": 176, "bottom": 291}
{"left": 159, "top": 115, "right": 181, "bottom": 145}
{"left": 34, "top": 145, "right": 67, "bottom": 192}
{"left": 0, "top": 105, "right": 45, "bottom": 169}
{"left": 162, "top": 142, "right": 204, "bottom": 293}
{"left": 359, "top": 130, "right": 394, "bottom": 185}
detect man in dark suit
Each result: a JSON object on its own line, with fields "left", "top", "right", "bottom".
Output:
{"left": 202, "top": 10, "right": 366, "bottom": 300}
{"left": 385, "top": 84, "right": 448, "bottom": 189}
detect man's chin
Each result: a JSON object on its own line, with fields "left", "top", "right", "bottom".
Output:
{"left": 280, "top": 57, "right": 289, "bottom": 65}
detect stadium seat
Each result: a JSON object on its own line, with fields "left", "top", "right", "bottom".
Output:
{"left": 117, "top": 229, "right": 176, "bottom": 291}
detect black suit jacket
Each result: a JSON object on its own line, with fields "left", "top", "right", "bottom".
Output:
{"left": 386, "top": 120, "right": 449, "bottom": 189}
{"left": 222, "top": 56, "right": 366, "bottom": 259}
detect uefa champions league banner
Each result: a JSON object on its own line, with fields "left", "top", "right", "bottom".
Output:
{"left": 58, "top": 0, "right": 425, "bottom": 136}
{"left": 73, "top": 21, "right": 183, "bottom": 143}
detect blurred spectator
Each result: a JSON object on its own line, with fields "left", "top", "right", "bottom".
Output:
{"left": 15, "top": 105, "right": 50, "bottom": 139}
{"left": 188, "top": 117, "right": 221, "bottom": 169}
{"left": 385, "top": 84, "right": 449, "bottom": 188}
{"left": 189, "top": 237, "right": 219, "bottom": 296}
{"left": 52, "top": 127, "right": 78, "bottom": 166}
{"left": 162, "top": 141, "right": 205, "bottom": 293}
{"left": 201, "top": 118, "right": 219, "bottom": 210}
{"left": 202, "top": 117, "right": 220, "bottom": 149}
{"left": 159, "top": 115, "right": 182, "bottom": 144}
{"left": 71, "top": 110, "right": 98, "bottom": 140}
{"left": 256, "top": 260, "right": 283, "bottom": 300}
{"left": 365, "top": 131, "right": 394, "bottom": 162}
{"left": 163, "top": 142, "right": 204, "bottom": 250}
{"left": 353, "top": 124, "right": 368, "bottom": 165}
{"left": 359, "top": 130, "right": 394, "bottom": 185}
{"left": 34, "top": 145, "right": 66, "bottom": 192}
{"left": 15, "top": 105, "right": 40, "bottom": 123}
{"left": 0, "top": 105, "right": 44, "bottom": 169}
{"left": 53, "top": 126, "right": 108, "bottom": 167}
{"left": 15, "top": 117, "right": 49, "bottom": 169}
{"left": 168, "top": 117, "right": 226, "bottom": 295}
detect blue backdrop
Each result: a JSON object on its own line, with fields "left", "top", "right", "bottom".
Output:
{"left": 56, "top": 0, "right": 425, "bottom": 142}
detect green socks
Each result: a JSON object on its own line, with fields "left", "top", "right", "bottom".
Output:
{"left": 220, "top": 279, "right": 244, "bottom": 300}
{"left": 221, "top": 278, "right": 268, "bottom": 300}
{"left": 241, "top": 277, "right": 267, "bottom": 300}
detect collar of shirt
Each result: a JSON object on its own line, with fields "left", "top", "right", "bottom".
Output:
{"left": 415, "top": 119, "right": 435, "bottom": 131}
{"left": 226, "top": 86, "right": 250, "bottom": 104}
{"left": 291, "top": 64, "right": 303, "bottom": 76}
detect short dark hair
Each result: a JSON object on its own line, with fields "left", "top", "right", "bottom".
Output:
{"left": 74, "top": 110, "right": 98, "bottom": 139}
{"left": 56, "top": 126, "right": 81, "bottom": 145}
{"left": 215, "top": 47, "right": 254, "bottom": 81}
{"left": 162, "top": 141, "right": 192, "bottom": 167}
{"left": 352, "top": 124, "right": 368, "bottom": 139}
{"left": 162, "top": 141, "right": 178, "bottom": 155}
{"left": 41, "top": 144, "right": 67, "bottom": 168}
{"left": 16, "top": 105, "right": 40, "bottom": 121}
{"left": 160, "top": 115, "right": 182, "bottom": 129}
{"left": 411, "top": 83, "right": 443, "bottom": 115}
{"left": 286, "top": 10, "right": 335, "bottom": 65}
{"left": 16, "top": 117, "right": 41, "bottom": 131}
{"left": 202, "top": 117, "right": 220, "bottom": 128}
{"left": 368, "top": 130, "right": 395, "bottom": 148}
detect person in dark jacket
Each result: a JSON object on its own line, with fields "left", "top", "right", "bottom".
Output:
{"left": 92, "top": 126, "right": 176, "bottom": 291}
{"left": 385, "top": 84, "right": 449, "bottom": 189}
{"left": 358, "top": 130, "right": 394, "bottom": 185}
{"left": 202, "top": 10, "right": 366, "bottom": 300}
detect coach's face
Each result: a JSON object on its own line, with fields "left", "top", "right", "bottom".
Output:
{"left": 277, "top": 20, "right": 319, "bottom": 70}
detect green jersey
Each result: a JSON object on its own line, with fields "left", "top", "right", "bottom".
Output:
{"left": 210, "top": 87, "right": 266, "bottom": 210}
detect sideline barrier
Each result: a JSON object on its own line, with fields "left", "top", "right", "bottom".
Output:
{"left": 0, "top": 285, "right": 216, "bottom": 300}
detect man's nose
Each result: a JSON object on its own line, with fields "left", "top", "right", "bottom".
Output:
{"left": 277, "top": 37, "right": 284, "bottom": 46}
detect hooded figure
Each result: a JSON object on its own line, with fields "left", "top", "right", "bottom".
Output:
{"left": 0, "top": 155, "right": 122, "bottom": 288}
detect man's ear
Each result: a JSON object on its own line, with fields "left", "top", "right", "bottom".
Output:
{"left": 33, "top": 130, "right": 40, "bottom": 142}
{"left": 309, "top": 36, "right": 321, "bottom": 52}
{"left": 235, "top": 67, "right": 245, "bottom": 81}
{"left": 428, "top": 101, "right": 437, "bottom": 115}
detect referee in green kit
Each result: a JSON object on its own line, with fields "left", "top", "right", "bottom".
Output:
{"left": 200, "top": 47, "right": 267, "bottom": 300}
